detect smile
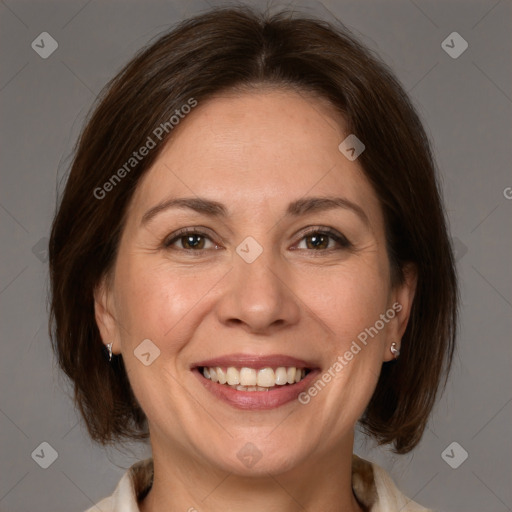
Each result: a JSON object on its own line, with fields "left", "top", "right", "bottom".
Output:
{"left": 200, "top": 366, "right": 309, "bottom": 391}
{"left": 192, "top": 354, "right": 320, "bottom": 410}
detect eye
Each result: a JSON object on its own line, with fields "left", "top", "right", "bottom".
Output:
{"left": 294, "top": 228, "right": 352, "bottom": 251}
{"left": 163, "top": 228, "right": 219, "bottom": 251}
{"left": 162, "top": 226, "right": 351, "bottom": 253}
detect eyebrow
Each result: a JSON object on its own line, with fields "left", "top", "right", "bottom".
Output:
{"left": 141, "top": 196, "right": 369, "bottom": 226}
{"left": 141, "top": 197, "right": 227, "bottom": 225}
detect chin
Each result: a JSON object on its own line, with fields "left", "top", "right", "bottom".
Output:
{"left": 195, "top": 434, "right": 309, "bottom": 477}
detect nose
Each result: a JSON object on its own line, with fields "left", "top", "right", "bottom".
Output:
{"left": 214, "top": 247, "right": 301, "bottom": 334}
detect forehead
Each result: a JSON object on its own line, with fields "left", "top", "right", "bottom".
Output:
{"left": 128, "top": 89, "right": 383, "bottom": 227}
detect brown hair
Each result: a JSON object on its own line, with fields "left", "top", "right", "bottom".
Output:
{"left": 49, "top": 5, "right": 458, "bottom": 453}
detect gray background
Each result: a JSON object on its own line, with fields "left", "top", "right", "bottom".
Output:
{"left": 1, "top": 0, "right": 511, "bottom": 511}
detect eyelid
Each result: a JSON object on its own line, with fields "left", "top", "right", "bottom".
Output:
{"left": 291, "top": 225, "right": 352, "bottom": 249}
{"left": 163, "top": 226, "right": 221, "bottom": 249}
{"left": 163, "top": 225, "right": 352, "bottom": 251}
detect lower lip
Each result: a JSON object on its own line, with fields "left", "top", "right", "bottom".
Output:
{"left": 192, "top": 368, "right": 320, "bottom": 410}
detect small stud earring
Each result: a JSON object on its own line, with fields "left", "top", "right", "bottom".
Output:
{"left": 106, "top": 342, "right": 113, "bottom": 362}
{"left": 390, "top": 342, "right": 400, "bottom": 358}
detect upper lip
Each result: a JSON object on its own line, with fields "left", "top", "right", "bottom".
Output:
{"left": 192, "top": 353, "right": 318, "bottom": 370}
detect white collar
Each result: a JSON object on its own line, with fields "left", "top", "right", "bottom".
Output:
{"left": 86, "top": 454, "right": 432, "bottom": 512}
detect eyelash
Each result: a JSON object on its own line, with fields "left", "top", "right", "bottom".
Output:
{"left": 162, "top": 226, "right": 352, "bottom": 253}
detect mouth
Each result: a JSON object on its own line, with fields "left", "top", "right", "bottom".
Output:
{"left": 192, "top": 354, "right": 320, "bottom": 410}
{"left": 198, "top": 365, "right": 311, "bottom": 391}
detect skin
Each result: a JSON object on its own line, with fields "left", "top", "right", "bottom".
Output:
{"left": 95, "top": 88, "right": 417, "bottom": 512}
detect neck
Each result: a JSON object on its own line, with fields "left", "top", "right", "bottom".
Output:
{"left": 140, "top": 434, "right": 365, "bottom": 512}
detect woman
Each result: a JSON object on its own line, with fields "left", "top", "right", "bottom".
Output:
{"left": 49, "top": 6, "right": 457, "bottom": 511}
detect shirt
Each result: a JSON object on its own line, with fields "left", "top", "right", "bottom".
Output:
{"left": 85, "top": 454, "right": 432, "bottom": 512}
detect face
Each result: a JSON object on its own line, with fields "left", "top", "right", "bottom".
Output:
{"left": 95, "top": 88, "right": 416, "bottom": 476}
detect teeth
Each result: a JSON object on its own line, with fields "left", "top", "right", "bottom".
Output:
{"left": 240, "top": 367, "right": 257, "bottom": 386}
{"left": 217, "top": 367, "right": 227, "bottom": 384}
{"left": 257, "top": 368, "right": 275, "bottom": 387}
{"left": 275, "top": 367, "right": 288, "bottom": 385}
{"left": 226, "top": 367, "right": 240, "bottom": 385}
{"left": 235, "top": 385, "right": 268, "bottom": 392}
{"left": 202, "top": 366, "right": 308, "bottom": 389}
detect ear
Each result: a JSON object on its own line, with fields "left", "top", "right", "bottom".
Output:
{"left": 94, "top": 275, "right": 121, "bottom": 355}
{"left": 383, "top": 263, "right": 418, "bottom": 362}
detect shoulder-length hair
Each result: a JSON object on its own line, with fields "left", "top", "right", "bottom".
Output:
{"left": 49, "top": 5, "right": 458, "bottom": 454}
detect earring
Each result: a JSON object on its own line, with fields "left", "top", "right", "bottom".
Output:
{"left": 106, "top": 342, "right": 113, "bottom": 362}
{"left": 390, "top": 342, "right": 400, "bottom": 358}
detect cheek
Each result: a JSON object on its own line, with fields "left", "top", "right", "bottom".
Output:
{"left": 298, "top": 258, "right": 391, "bottom": 407}
{"left": 111, "top": 258, "right": 222, "bottom": 426}
{"left": 302, "top": 260, "right": 391, "bottom": 341}
{"left": 113, "top": 256, "right": 227, "bottom": 349}
{"left": 298, "top": 268, "right": 390, "bottom": 433}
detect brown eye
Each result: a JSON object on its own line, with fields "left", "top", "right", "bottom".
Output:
{"left": 296, "top": 229, "right": 352, "bottom": 251}
{"left": 179, "top": 234, "right": 206, "bottom": 250}
{"left": 164, "top": 229, "right": 217, "bottom": 251}
{"left": 304, "top": 233, "right": 330, "bottom": 250}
